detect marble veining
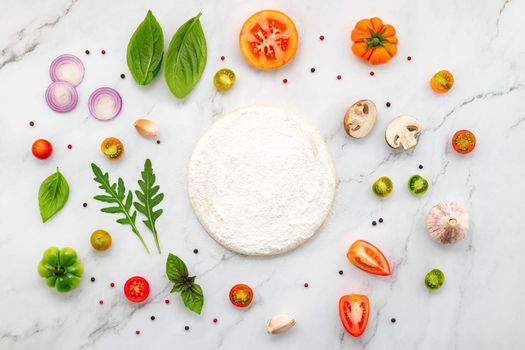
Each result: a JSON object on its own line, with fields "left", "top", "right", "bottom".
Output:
{"left": 1, "top": 0, "right": 525, "bottom": 349}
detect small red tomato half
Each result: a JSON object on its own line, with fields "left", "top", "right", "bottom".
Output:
{"left": 32, "top": 139, "right": 53, "bottom": 160}
{"left": 339, "top": 294, "right": 370, "bottom": 337}
{"left": 347, "top": 240, "right": 391, "bottom": 276}
{"left": 452, "top": 129, "right": 476, "bottom": 154}
{"left": 124, "top": 276, "right": 150, "bottom": 303}
{"left": 229, "top": 283, "right": 253, "bottom": 308}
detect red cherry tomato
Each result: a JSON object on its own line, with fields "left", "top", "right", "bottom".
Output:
{"left": 229, "top": 284, "right": 253, "bottom": 308}
{"left": 347, "top": 240, "right": 391, "bottom": 276}
{"left": 452, "top": 129, "right": 476, "bottom": 154}
{"left": 124, "top": 276, "right": 150, "bottom": 303}
{"left": 32, "top": 139, "right": 53, "bottom": 160}
{"left": 339, "top": 294, "right": 370, "bottom": 337}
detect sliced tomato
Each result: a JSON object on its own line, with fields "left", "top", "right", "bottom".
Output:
{"left": 347, "top": 240, "right": 391, "bottom": 276}
{"left": 339, "top": 294, "right": 370, "bottom": 337}
{"left": 452, "top": 129, "right": 476, "bottom": 154}
{"left": 229, "top": 283, "right": 253, "bottom": 308}
{"left": 239, "top": 10, "right": 299, "bottom": 70}
{"left": 124, "top": 276, "right": 150, "bottom": 303}
{"left": 100, "top": 137, "right": 124, "bottom": 160}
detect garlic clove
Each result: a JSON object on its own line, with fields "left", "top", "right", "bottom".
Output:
{"left": 267, "top": 314, "right": 296, "bottom": 335}
{"left": 426, "top": 202, "right": 469, "bottom": 244}
{"left": 134, "top": 119, "right": 159, "bottom": 137}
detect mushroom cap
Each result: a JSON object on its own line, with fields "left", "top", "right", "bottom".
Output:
{"left": 385, "top": 115, "right": 422, "bottom": 150}
{"left": 344, "top": 99, "right": 377, "bottom": 138}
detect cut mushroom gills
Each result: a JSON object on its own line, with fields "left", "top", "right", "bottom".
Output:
{"left": 385, "top": 116, "right": 421, "bottom": 150}
{"left": 344, "top": 99, "right": 377, "bottom": 138}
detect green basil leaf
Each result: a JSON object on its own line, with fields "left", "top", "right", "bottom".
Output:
{"left": 166, "top": 253, "right": 189, "bottom": 282}
{"left": 38, "top": 167, "right": 69, "bottom": 223}
{"left": 164, "top": 12, "right": 207, "bottom": 99}
{"left": 181, "top": 283, "right": 204, "bottom": 314}
{"left": 126, "top": 10, "right": 164, "bottom": 85}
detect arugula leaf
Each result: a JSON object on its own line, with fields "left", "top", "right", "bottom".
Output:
{"left": 38, "top": 167, "right": 69, "bottom": 223}
{"left": 166, "top": 253, "right": 204, "bottom": 314}
{"left": 164, "top": 12, "right": 207, "bottom": 99}
{"left": 181, "top": 284, "right": 204, "bottom": 315}
{"left": 134, "top": 159, "right": 164, "bottom": 253}
{"left": 91, "top": 163, "right": 150, "bottom": 254}
{"left": 126, "top": 10, "right": 164, "bottom": 85}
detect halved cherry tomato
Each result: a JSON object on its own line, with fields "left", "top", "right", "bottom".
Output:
{"left": 430, "top": 70, "right": 454, "bottom": 94}
{"left": 32, "top": 139, "right": 53, "bottom": 160}
{"left": 452, "top": 129, "right": 476, "bottom": 154}
{"left": 100, "top": 137, "right": 124, "bottom": 160}
{"left": 239, "top": 10, "right": 299, "bottom": 70}
{"left": 229, "top": 283, "right": 253, "bottom": 308}
{"left": 124, "top": 276, "right": 150, "bottom": 303}
{"left": 339, "top": 294, "right": 370, "bottom": 337}
{"left": 347, "top": 240, "right": 391, "bottom": 276}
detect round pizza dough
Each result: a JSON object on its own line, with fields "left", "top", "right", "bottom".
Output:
{"left": 188, "top": 106, "right": 336, "bottom": 255}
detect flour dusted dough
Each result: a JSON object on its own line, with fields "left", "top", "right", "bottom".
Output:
{"left": 188, "top": 106, "right": 336, "bottom": 255}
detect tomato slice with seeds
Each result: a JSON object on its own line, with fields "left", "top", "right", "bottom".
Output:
{"left": 239, "top": 10, "right": 299, "bottom": 70}
{"left": 229, "top": 283, "right": 253, "bottom": 308}
{"left": 347, "top": 240, "right": 391, "bottom": 276}
{"left": 452, "top": 129, "right": 476, "bottom": 154}
{"left": 124, "top": 276, "right": 150, "bottom": 303}
{"left": 101, "top": 137, "right": 124, "bottom": 160}
{"left": 339, "top": 294, "right": 370, "bottom": 337}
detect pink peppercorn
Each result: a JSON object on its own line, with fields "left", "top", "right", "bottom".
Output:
{"left": 67, "top": 144, "right": 72, "bottom": 149}
{"left": 370, "top": 71, "right": 375, "bottom": 76}
{"left": 283, "top": 78, "right": 288, "bottom": 84}
{"left": 304, "top": 283, "right": 309, "bottom": 288}
{"left": 165, "top": 299, "right": 170, "bottom": 304}
{"left": 110, "top": 282, "right": 115, "bottom": 288}
{"left": 407, "top": 56, "right": 412, "bottom": 61}
{"left": 101, "top": 50, "right": 106, "bottom": 55}
{"left": 99, "top": 300, "right": 104, "bottom": 305}
{"left": 213, "top": 318, "right": 218, "bottom": 323}
{"left": 337, "top": 75, "right": 342, "bottom": 80}
{"left": 319, "top": 35, "right": 325, "bottom": 41}
{"left": 135, "top": 330, "right": 140, "bottom": 335}
{"left": 220, "top": 56, "right": 225, "bottom": 61}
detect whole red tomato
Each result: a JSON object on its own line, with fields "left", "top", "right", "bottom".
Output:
{"left": 32, "top": 139, "right": 53, "bottom": 160}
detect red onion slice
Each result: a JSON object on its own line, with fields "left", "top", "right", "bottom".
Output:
{"left": 88, "top": 87, "right": 123, "bottom": 121}
{"left": 49, "top": 54, "right": 85, "bottom": 87}
{"left": 45, "top": 81, "right": 78, "bottom": 113}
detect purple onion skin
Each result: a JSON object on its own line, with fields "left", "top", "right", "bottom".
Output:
{"left": 49, "top": 54, "right": 85, "bottom": 87}
{"left": 88, "top": 87, "right": 123, "bottom": 121}
{"left": 45, "top": 81, "right": 78, "bottom": 113}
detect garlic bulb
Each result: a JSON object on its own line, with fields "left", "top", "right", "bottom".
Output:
{"left": 267, "top": 314, "right": 296, "bottom": 334}
{"left": 134, "top": 119, "right": 159, "bottom": 137}
{"left": 426, "top": 202, "right": 469, "bottom": 244}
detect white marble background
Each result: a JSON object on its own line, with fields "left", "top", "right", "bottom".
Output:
{"left": 1, "top": 0, "right": 524, "bottom": 349}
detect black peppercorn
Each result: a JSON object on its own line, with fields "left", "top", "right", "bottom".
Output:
{"left": 193, "top": 249, "right": 198, "bottom": 254}
{"left": 156, "top": 140, "right": 161, "bottom": 144}
{"left": 310, "top": 67, "right": 315, "bottom": 73}
{"left": 150, "top": 316, "right": 155, "bottom": 321}
{"left": 85, "top": 50, "right": 90, "bottom": 55}
{"left": 83, "top": 203, "right": 88, "bottom": 208}
{"left": 90, "top": 277, "right": 95, "bottom": 282}
{"left": 419, "top": 164, "right": 423, "bottom": 169}
{"left": 391, "top": 318, "right": 396, "bottom": 323}
{"left": 184, "top": 326, "right": 189, "bottom": 331}
{"left": 29, "top": 121, "right": 35, "bottom": 126}
{"left": 120, "top": 73, "right": 125, "bottom": 79}
{"left": 372, "top": 221, "right": 377, "bottom": 226}
{"left": 339, "top": 270, "right": 343, "bottom": 275}
{"left": 378, "top": 218, "right": 383, "bottom": 223}
{"left": 386, "top": 102, "right": 391, "bottom": 107}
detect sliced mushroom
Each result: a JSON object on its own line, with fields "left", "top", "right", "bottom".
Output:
{"left": 385, "top": 115, "right": 422, "bottom": 150}
{"left": 344, "top": 99, "right": 377, "bottom": 138}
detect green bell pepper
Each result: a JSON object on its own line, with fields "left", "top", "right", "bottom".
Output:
{"left": 38, "top": 247, "right": 83, "bottom": 293}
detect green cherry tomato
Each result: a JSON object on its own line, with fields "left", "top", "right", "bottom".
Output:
{"left": 90, "top": 229, "right": 112, "bottom": 251}
{"left": 372, "top": 176, "right": 393, "bottom": 197}
{"left": 424, "top": 269, "right": 445, "bottom": 290}
{"left": 213, "top": 68, "right": 236, "bottom": 91}
{"left": 408, "top": 175, "right": 429, "bottom": 195}
{"left": 38, "top": 247, "right": 83, "bottom": 293}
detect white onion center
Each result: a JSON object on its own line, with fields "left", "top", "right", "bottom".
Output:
{"left": 56, "top": 62, "right": 82, "bottom": 86}
{"left": 94, "top": 94, "right": 116, "bottom": 118}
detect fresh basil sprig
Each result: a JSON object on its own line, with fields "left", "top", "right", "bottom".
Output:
{"left": 126, "top": 10, "right": 164, "bottom": 85}
{"left": 38, "top": 167, "right": 69, "bottom": 223}
{"left": 164, "top": 12, "right": 207, "bottom": 99}
{"left": 91, "top": 163, "right": 150, "bottom": 254}
{"left": 134, "top": 159, "right": 164, "bottom": 254}
{"left": 166, "top": 253, "right": 204, "bottom": 314}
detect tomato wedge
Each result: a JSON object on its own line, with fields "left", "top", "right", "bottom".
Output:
{"left": 452, "top": 129, "right": 476, "bottom": 154}
{"left": 239, "top": 10, "right": 299, "bottom": 70}
{"left": 347, "top": 240, "right": 391, "bottom": 276}
{"left": 339, "top": 294, "right": 370, "bottom": 337}
{"left": 229, "top": 283, "right": 253, "bottom": 308}
{"left": 124, "top": 276, "right": 150, "bottom": 303}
